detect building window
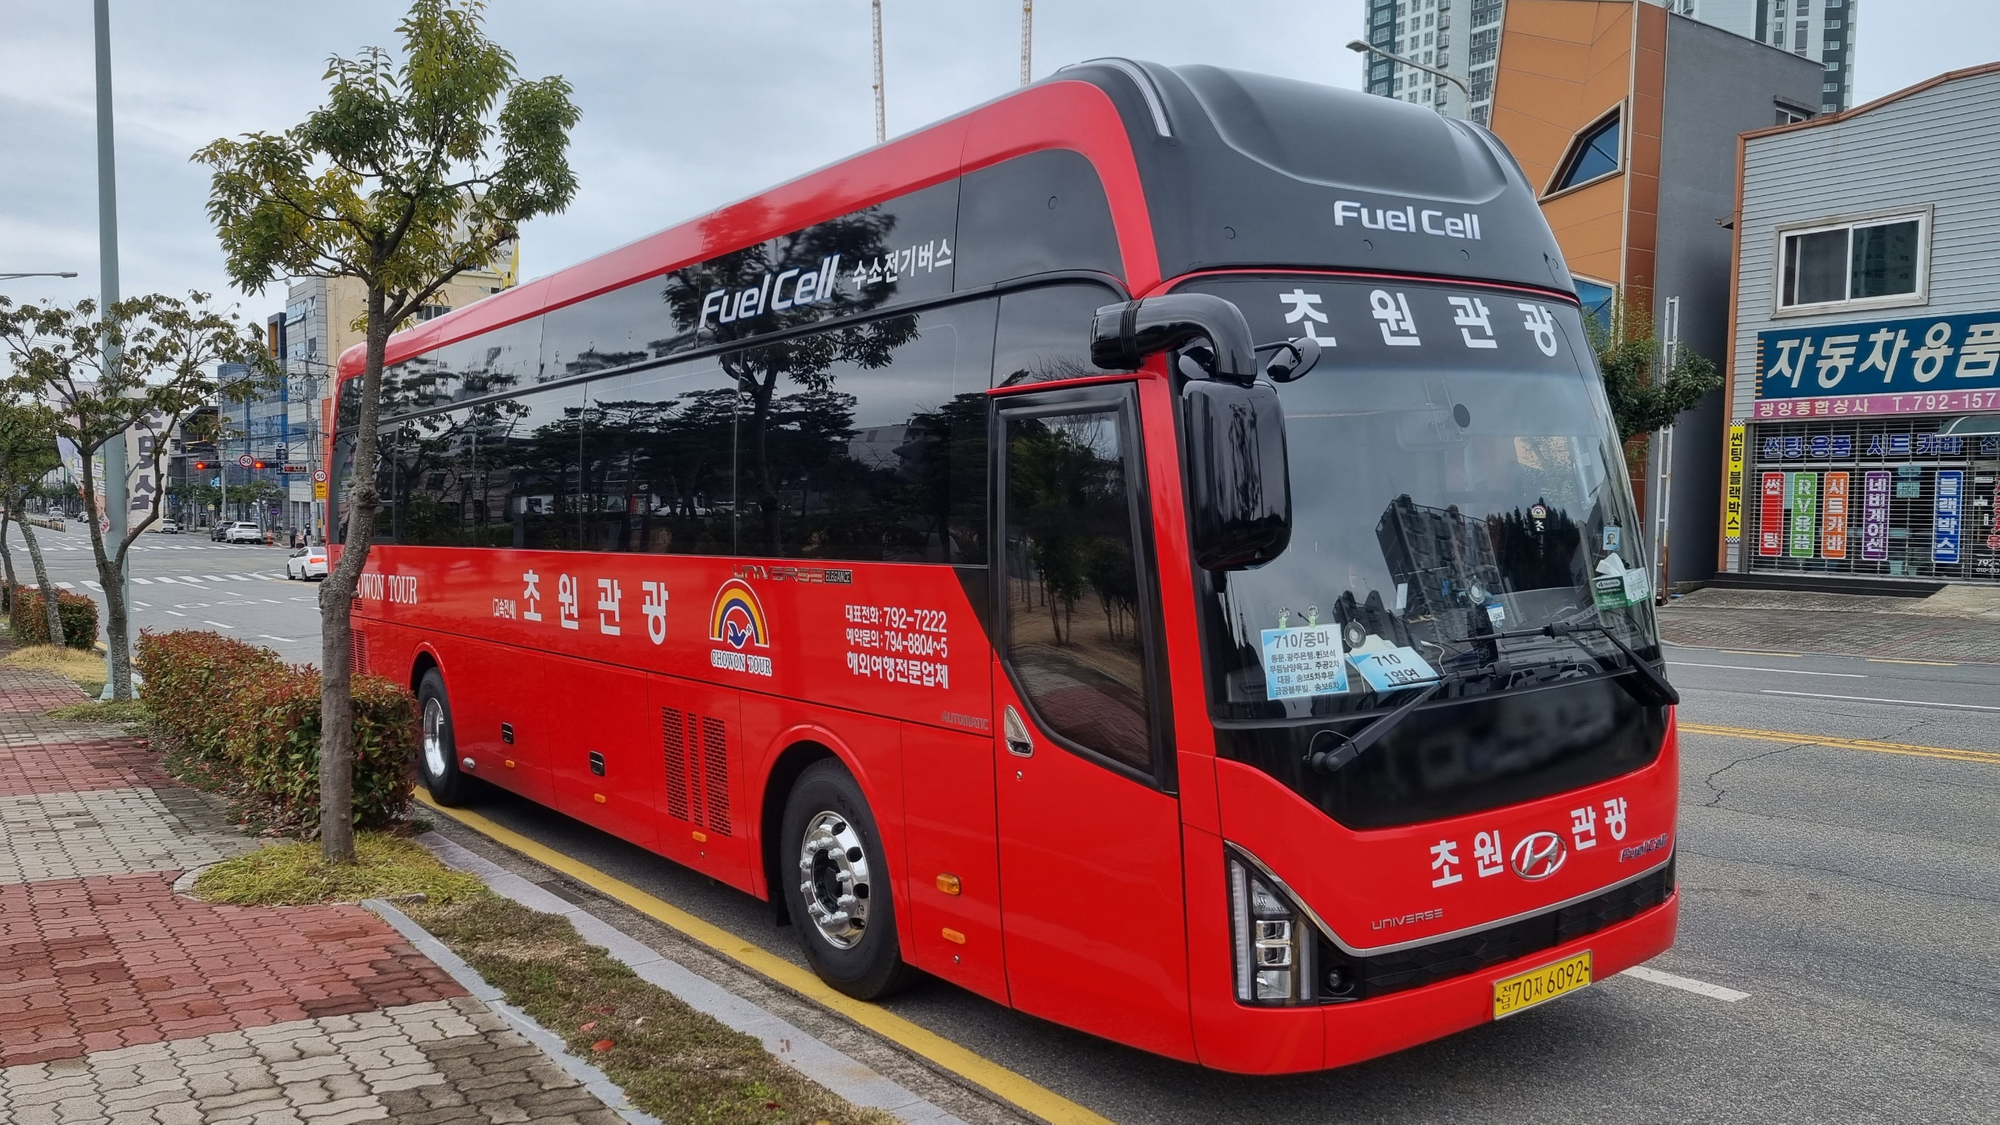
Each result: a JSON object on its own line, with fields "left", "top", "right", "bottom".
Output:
{"left": 1470, "top": 66, "right": 1493, "bottom": 103}
{"left": 1471, "top": 0, "right": 1502, "bottom": 28}
{"left": 1574, "top": 278, "right": 1616, "bottom": 336}
{"left": 1470, "top": 28, "right": 1497, "bottom": 64}
{"left": 1777, "top": 211, "right": 1928, "bottom": 312}
{"left": 415, "top": 304, "right": 453, "bottom": 322}
{"left": 1548, "top": 109, "right": 1622, "bottom": 194}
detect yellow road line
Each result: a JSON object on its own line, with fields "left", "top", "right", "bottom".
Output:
{"left": 415, "top": 793, "right": 1114, "bottom": 1125}
{"left": 1865, "top": 657, "right": 1961, "bottom": 667}
{"left": 1679, "top": 723, "right": 2000, "bottom": 767}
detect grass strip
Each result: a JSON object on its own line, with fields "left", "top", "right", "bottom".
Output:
{"left": 46, "top": 699, "right": 149, "bottom": 725}
{"left": 192, "top": 831, "right": 487, "bottom": 906}
{"left": 3, "top": 643, "right": 110, "bottom": 686}
{"left": 412, "top": 894, "right": 896, "bottom": 1125}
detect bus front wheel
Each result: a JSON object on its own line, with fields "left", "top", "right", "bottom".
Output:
{"left": 781, "top": 759, "right": 916, "bottom": 1000}
{"left": 415, "top": 670, "right": 469, "bottom": 806}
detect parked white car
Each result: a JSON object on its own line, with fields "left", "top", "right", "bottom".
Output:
{"left": 153, "top": 519, "right": 179, "bottom": 534}
{"left": 223, "top": 521, "right": 264, "bottom": 544}
{"left": 286, "top": 545, "right": 329, "bottom": 580}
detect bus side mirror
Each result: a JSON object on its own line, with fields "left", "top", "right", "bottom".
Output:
{"left": 1182, "top": 379, "right": 1292, "bottom": 570}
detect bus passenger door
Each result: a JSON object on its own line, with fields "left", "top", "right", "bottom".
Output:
{"left": 990, "top": 387, "right": 1195, "bottom": 1061}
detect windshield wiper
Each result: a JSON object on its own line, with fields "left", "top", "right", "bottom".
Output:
{"left": 1306, "top": 679, "right": 1444, "bottom": 774}
{"left": 1488, "top": 620, "right": 1680, "bottom": 707}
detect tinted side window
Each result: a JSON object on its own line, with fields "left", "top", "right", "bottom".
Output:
{"left": 732, "top": 303, "right": 993, "bottom": 563}
{"left": 581, "top": 361, "right": 739, "bottom": 555}
{"left": 956, "top": 149, "right": 1122, "bottom": 288}
{"left": 993, "top": 284, "right": 1128, "bottom": 387}
{"left": 1002, "top": 406, "right": 1151, "bottom": 771}
{"left": 493, "top": 383, "right": 587, "bottom": 550}
{"left": 542, "top": 276, "right": 676, "bottom": 380}
{"left": 384, "top": 410, "right": 475, "bottom": 546}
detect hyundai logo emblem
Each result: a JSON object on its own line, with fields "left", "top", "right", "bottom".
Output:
{"left": 1511, "top": 831, "right": 1567, "bottom": 880}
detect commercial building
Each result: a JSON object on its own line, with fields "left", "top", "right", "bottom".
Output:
{"left": 1722, "top": 63, "right": 2000, "bottom": 587}
{"left": 1485, "top": 0, "right": 1823, "bottom": 585}
{"left": 1686, "top": 0, "right": 1857, "bottom": 112}
{"left": 1364, "top": 0, "right": 1854, "bottom": 124}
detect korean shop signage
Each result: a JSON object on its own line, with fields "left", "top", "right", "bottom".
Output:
{"left": 1753, "top": 309, "right": 2000, "bottom": 419}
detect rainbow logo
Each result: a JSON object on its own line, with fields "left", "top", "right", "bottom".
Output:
{"left": 708, "top": 579, "right": 770, "bottom": 650}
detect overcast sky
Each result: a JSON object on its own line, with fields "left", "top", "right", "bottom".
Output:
{"left": 3, "top": 0, "right": 1995, "bottom": 321}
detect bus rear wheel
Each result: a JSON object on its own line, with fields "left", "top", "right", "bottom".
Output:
{"left": 781, "top": 759, "right": 916, "bottom": 1000}
{"left": 415, "top": 670, "right": 469, "bottom": 806}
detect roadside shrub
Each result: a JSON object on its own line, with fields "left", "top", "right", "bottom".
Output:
{"left": 227, "top": 666, "right": 416, "bottom": 832}
{"left": 11, "top": 585, "right": 99, "bottom": 649}
{"left": 136, "top": 629, "right": 417, "bottom": 832}
{"left": 137, "top": 629, "right": 283, "bottom": 766}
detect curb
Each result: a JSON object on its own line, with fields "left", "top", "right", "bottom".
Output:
{"left": 416, "top": 831, "right": 970, "bottom": 1125}
{"left": 362, "top": 896, "right": 665, "bottom": 1125}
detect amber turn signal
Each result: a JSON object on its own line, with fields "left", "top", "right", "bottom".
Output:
{"left": 692, "top": 830, "right": 708, "bottom": 843}
{"left": 941, "top": 928, "right": 966, "bottom": 945}
{"left": 935, "top": 873, "right": 961, "bottom": 895}
{"left": 593, "top": 793, "right": 606, "bottom": 804}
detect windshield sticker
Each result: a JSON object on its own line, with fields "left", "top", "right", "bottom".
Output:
{"left": 1370, "top": 290, "right": 1421, "bottom": 346}
{"left": 1261, "top": 622, "right": 1349, "bottom": 699}
{"left": 1278, "top": 289, "right": 1337, "bottom": 345}
{"left": 1349, "top": 646, "right": 1440, "bottom": 693}
{"left": 1448, "top": 296, "right": 1498, "bottom": 349}
{"left": 1519, "top": 303, "right": 1560, "bottom": 356}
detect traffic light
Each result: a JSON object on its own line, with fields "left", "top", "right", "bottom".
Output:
{"left": 252, "top": 460, "right": 268, "bottom": 470}
{"left": 192, "top": 461, "right": 212, "bottom": 471}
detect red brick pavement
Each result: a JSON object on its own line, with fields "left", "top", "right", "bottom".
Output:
{"left": 0, "top": 873, "right": 466, "bottom": 1066}
{"left": 0, "top": 737, "right": 171, "bottom": 797}
{"left": 0, "top": 682, "right": 88, "bottom": 714}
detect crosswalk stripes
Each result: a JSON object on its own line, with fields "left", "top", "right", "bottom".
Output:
{"left": 38, "top": 572, "right": 288, "bottom": 590}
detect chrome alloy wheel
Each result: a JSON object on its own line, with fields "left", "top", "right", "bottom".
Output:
{"left": 421, "top": 696, "right": 448, "bottom": 780}
{"left": 798, "top": 810, "right": 871, "bottom": 949}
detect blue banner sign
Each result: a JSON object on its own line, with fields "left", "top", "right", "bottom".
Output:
{"left": 1934, "top": 469, "right": 1963, "bottom": 563}
{"left": 1757, "top": 310, "right": 2000, "bottom": 399}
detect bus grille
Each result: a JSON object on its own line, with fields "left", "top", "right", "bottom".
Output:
{"left": 660, "top": 708, "right": 732, "bottom": 836}
{"left": 350, "top": 629, "right": 369, "bottom": 674}
{"left": 1322, "top": 858, "right": 1674, "bottom": 1003}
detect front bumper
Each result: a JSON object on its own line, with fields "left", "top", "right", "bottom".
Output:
{"left": 1191, "top": 882, "right": 1679, "bottom": 1073}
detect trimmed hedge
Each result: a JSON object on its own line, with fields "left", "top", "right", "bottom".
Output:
{"left": 136, "top": 629, "right": 417, "bottom": 832}
{"left": 11, "top": 585, "right": 99, "bottom": 649}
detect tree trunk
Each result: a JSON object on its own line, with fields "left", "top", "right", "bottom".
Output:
{"left": 15, "top": 511, "right": 63, "bottom": 647}
{"left": 0, "top": 508, "right": 16, "bottom": 612}
{"left": 319, "top": 288, "right": 391, "bottom": 863}
{"left": 75, "top": 457, "right": 133, "bottom": 699}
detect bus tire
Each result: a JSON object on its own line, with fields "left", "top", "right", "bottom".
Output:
{"left": 415, "top": 670, "right": 469, "bottom": 806}
{"left": 781, "top": 759, "right": 916, "bottom": 1000}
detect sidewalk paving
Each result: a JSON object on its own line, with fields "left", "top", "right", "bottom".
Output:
{"left": 0, "top": 656, "right": 624, "bottom": 1124}
{"left": 1658, "top": 584, "right": 2000, "bottom": 662}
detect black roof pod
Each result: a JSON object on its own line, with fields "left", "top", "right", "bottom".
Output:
{"left": 1057, "top": 59, "right": 1577, "bottom": 298}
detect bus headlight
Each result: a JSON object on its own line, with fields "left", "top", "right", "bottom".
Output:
{"left": 1227, "top": 849, "right": 1316, "bottom": 1005}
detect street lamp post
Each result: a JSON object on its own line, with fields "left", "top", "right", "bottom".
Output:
{"left": 94, "top": 0, "right": 130, "bottom": 699}
{"left": 0, "top": 272, "right": 80, "bottom": 282}
{"left": 1346, "top": 38, "right": 1471, "bottom": 98}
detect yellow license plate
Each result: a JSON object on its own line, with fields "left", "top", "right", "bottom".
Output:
{"left": 1492, "top": 951, "right": 1593, "bottom": 1019}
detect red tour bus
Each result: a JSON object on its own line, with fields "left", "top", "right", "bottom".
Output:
{"left": 333, "top": 60, "right": 1680, "bottom": 1072}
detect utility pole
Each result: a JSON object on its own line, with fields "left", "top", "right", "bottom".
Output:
{"left": 94, "top": 0, "right": 127, "bottom": 695}
{"left": 1020, "top": 0, "right": 1033, "bottom": 87}
{"left": 871, "top": 0, "right": 886, "bottom": 144}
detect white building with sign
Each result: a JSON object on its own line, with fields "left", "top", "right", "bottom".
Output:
{"left": 1721, "top": 62, "right": 2000, "bottom": 586}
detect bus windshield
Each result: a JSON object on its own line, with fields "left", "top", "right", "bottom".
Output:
{"left": 1178, "top": 275, "right": 1656, "bottom": 719}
